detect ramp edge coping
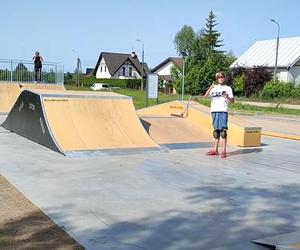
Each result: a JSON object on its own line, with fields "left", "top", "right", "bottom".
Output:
{"left": 39, "top": 93, "right": 132, "bottom": 100}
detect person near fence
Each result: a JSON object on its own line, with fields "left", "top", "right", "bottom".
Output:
{"left": 33, "top": 51, "right": 43, "bottom": 83}
{"left": 204, "top": 71, "right": 234, "bottom": 158}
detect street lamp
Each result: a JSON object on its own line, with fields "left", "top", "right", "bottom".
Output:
{"left": 136, "top": 39, "right": 144, "bottom": 90}
{"left": 180, "top": 51, "right": 188, "bottom": 101}
{"left": 270, "top": 18, "right": 280, "bottom": 81}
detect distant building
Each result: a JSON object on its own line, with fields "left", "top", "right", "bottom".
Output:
{"left": 231, "top": 37, "right": 300, "bottom": 85}
{"left": 85, "top": 68, "right": 94, "bottom": 76}
{"left": 151, "top": 57, "right": 183, "bottom": 81}
{"left": 151, "top": 57, "right": 183, "bottom": 94}
{"left": 94, "top": 52, "right": 149, "bottom": 79}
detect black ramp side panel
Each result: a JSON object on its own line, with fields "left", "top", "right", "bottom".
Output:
{"left": 1, "top": 90, "right": 62, "bottom": 153}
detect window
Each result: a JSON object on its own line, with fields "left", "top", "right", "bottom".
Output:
{"left": 129, "top": 67, "right": 132, "bottom": 76}
{"left": 105, "top": 66, "right": 107, "bottom": 72}
{"left": 100, "top": 66, "right": 102, "bottom": 72}
{"left": 122, "top": 67, "right": 125, "bottom": 76}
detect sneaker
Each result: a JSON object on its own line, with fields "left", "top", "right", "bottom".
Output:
{"left": 207, "top": 150, "right": 219, "bottom": 156}
{"left": 221, "top": 151, "right": 227, "bottom": 158}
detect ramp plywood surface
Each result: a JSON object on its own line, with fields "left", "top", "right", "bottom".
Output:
{"left": 43, "top": 97, "right": 158, "bottom": 151}
{"left": 138, "top": 101, "right": 262, "bottom": 147}
{"left": 0, "top": 82, "right": 65, "bottom": 113}
{"left": 140, "top": 117, "right": 211, "bottom": 144}
{"left": 2, "top": 90, "right": 158, "bottom": 154}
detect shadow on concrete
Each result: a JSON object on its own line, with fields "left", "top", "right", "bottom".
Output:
{"left": 229, "top": 148, "right": 263, "bottom": 156}
{"left": 75, "top": 184, "right": 300, "bottom": 250}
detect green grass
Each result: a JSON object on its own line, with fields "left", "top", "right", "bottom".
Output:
{"left": 236, "top": 96, "right": 300, "bottom": 105}
{"left": 65, "top": 85, "right": 188, "bottom": 109}
{"left": 65, "top": 85, "right": 300, "bottom": 116}
{"left": 194, "top": 97, "right": 300, "bottom": 116}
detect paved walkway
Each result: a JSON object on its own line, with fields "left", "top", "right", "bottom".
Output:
{"left": 0, "top": 115, "right": 300, "bottom": 249}
{"left": 234, "top": 113, "right": 300, "bottom": 137}
{"left": 236, "top": 101, "right": 300, "bottom": 110}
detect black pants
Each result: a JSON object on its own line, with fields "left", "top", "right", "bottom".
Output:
{"left": 34, "top": 68, "right": 42, "bottom": 82}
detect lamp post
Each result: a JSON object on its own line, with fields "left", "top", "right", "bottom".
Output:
{"left": 270, "top": 18, "right": 280, "bottom": 81}
{"left": 137, "top": 39, "right": 144, "bottom": 90}
{"left": 180, "top": 51, "right": 187, "bottom": 101}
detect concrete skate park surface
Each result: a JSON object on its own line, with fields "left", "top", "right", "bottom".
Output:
{"left": 1, "top": 111, "right": 300, "bottom": 249}
{"left": 234, "top": 113, "right": 300, "bottom": 140}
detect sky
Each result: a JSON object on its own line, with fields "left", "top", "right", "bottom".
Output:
{"left": 1, "top": 0, "right": 299, "bottom": 72}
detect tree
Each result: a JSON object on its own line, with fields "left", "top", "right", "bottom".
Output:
{"left": 201, "top": 10, "right": 223, "bottom": 53}
{"left": 173, "top": 25, "right": 195, "bottom": 57}
{"left": 172, "top": 10, "right": 234, "bottom": 95}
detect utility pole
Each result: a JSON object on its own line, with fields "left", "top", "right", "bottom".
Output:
{"left": 137, "top": 39, "right": 144, "bottom": 90}
{"left": 270, "top": 18, "right": 280, "bottom": 81}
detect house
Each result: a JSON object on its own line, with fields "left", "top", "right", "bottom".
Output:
{"left": 85, "top": 68, "right": 94, "bottom": 75}
{"left": 151, "top": 57, "right": 183, "bottom": 82}
{"left": 151, "top": 57, "right": 183, "bottom": 94}
{"left": 230, "top": 37, "right": 300, "bottom": 85}
{"left": 94, "top": 52, "right": 149, "bottom": 79}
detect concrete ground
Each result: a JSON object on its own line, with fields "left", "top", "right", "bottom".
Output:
{"left": 0, "top": 114, "right": 300, "bottom": 250}
{"left": 234, "top": 113, "right": 300, "bottom": 136}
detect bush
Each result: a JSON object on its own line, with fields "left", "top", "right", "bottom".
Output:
{"left": 232, "top": 74, "right": 245, "bottom": 96}
{"left": 259, "top": 80, "right": 299, "bottom": 99}
{"left": 291, "top": 87, "right": 300, "bottom": 98}
{"left": 81, "top": 76, "right": 146, "bottom": 89}
{"left": 228, "top": 66, "right": 272, "bottom": 97}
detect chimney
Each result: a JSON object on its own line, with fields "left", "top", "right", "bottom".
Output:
{"left": 131, "top": 51, "right": 137, "bottom": 59}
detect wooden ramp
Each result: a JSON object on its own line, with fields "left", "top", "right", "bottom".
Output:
{"left": 140, "top": 116, "right": 212, "bottom": 149}
{"left": 0, "top": 82, "right": 65, "bottom": 113}
{"left": 138, "top": 100, "right": 262, "bottom": 147}
{"left": 2, "top": 90, "right": 159, "bottom": 155}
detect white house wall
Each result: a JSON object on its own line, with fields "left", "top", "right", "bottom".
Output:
{"left": 276, "top": 66, "right": 300, "bottom": 85}
{"left": 289, "top": 66, "right": 300, "bottom": 85}
{"left": 154, "top": 61, "right": 175, "bottom": 76}
{"left": 96, "top": 58, "right": 111, "bottom": 79}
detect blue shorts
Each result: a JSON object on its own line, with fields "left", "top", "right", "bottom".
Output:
{"left": 212, "top": 112, "right": 228, "bottom": 130}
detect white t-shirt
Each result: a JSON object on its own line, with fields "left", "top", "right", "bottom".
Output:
{"left": 209, "top": 84, "right": 234, "bottom": 112}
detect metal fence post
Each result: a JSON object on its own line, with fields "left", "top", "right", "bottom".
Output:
{"left": 10, "top": 60, "right": 13, "bottom": 82}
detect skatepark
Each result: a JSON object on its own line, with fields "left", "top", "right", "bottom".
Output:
{"left": 0, "top": 81, "right": 300, "bottom": 249}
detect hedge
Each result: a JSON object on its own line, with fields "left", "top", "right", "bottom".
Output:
{"left": 259, "top": 80, "right": 300, "bottom": 99}
{"left": 81, "top": 76, "right": 146, "bottom": 89}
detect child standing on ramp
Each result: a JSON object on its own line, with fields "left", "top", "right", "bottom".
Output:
{"left": 204, "top": 71, "right": 234, "bottom": 158}
{"left": 33, "top": 51, "right": 43, "bottom": 83}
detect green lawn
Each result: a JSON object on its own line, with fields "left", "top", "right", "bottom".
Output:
{"left": 65, "top": 85, "right": 189, "bottom": 109}
{"left": 65, "top": 85, "right": 300, "bottom": 116}
{"left": 194, "top": 97, "right": 300, "bottom": 116}
{"left": 236, "top": 96, "right": 300, "bottom": 105}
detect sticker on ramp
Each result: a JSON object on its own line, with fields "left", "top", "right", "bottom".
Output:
{"left": 29, "top": 103, "right": 35, "bottom": 111}
{"left": 44, "top": 98, "right": 69, "bottom": 102}
{"left": 170, "top": 105, "right": 184, "bottom": 110}
{"left": 18, "top": 101, "right": 24, "bottom": 112}
{"left": 39, "top": 117, "right": 45, "bottom": 135}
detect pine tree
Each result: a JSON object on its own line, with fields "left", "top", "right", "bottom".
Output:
{"left": 202, "top": 10, "right": 223, "bottom": 53}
